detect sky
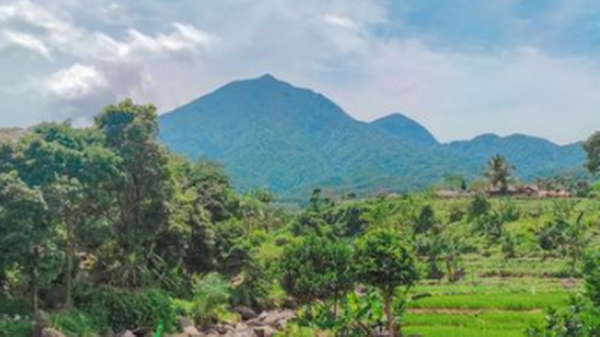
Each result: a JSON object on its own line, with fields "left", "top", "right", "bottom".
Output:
{"left": 1, "top": 0, "right": 600, "bottom": 144}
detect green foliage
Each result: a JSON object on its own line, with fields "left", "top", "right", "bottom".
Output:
{"left": 190, "top": 272, "right": 231, "bottom": 327}
{"left": 76, "top": 287, "right": 175, "bottom": 332}
{"left": 51, "top": 310, "right": 96, "bottom": 337}
{"left": 0, "top": 320, "right": 33, "bottom": 337}
{"left": 527, "top": 295, "right": 600, "bottom": 337}
{"left": 354, "top": 229, "right": 418, "bottom": 337}
{"left": 280, "top": 235, "right": 354, "bottom": 306}
{"left": 354, "top": 230, "right": 418, "bottom": 297}
{"left": 584, "top": 131, "right": 600, "bottom": 175}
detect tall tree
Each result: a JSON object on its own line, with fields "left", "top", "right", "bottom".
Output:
{"left": 12, "top": 123, "right": 119, "bottom": 307}
{"left": 354, "top": 229, "right": 418, "bottom": 337}
{"left": 95, "top": 99, "right": 176, "bottom": 287}
{"left": 0, "top": 173, "right": 58, "bottom": 312}
{"left": 584, "top": 131, "right": 600, "bottom": 175}
{"left": 484, "top": 155, "right": 515, "bottom": 194}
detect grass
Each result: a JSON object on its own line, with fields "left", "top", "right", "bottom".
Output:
{"left": 409, "top": 291, "right": 570, "bottom": 311}
{"left": 404, "top": 325, "right": 526, "bottom": 337}
{"left": 405, "top": 311, "right": 543, "bottom": 330}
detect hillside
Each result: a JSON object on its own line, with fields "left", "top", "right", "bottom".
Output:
{"left": 447, "top": 134, "right": 586, "bottom": 179}
{"left": 159, "top": 74, "right": 586, "bottom": 198}
{"left": 370, "top": 113, "right": 438, "bottom": 146}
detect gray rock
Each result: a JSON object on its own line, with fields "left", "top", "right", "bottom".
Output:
{"left": 116, "top": 330, "right": 136, "bottom": 337}
{"left": 234, "top": 306, "right": 258, "bottom": 321}
{"left": 182, "top": 325, "right": 202, "bottom": 337}
{"left": 40, "top": 328, "right": 67, "bottom": 337}
{"left": 34, "top": 310, "right": 52, "bottom": 328}
{"left": 177, "top": 316, "right": 196, "bottom": 330}
{"left": 253, "top": 326, "right": 276, "bottom": 337}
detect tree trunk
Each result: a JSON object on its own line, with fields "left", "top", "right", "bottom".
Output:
{"left": 65, "top": 216, "right": 75, "bottom": 309}
{"left": 30, "top": 246, "right": 39, "bottom": 312}
{"left": 384, "top": 292, "right": 396, "bottom": 337}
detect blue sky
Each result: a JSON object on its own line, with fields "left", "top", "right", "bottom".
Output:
{"left": 0, "top": 0, "right": 599, "bottom": 143}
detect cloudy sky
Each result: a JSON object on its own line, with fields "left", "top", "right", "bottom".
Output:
{"left": 1, "top": 0, "right": 599, "bottom": 144}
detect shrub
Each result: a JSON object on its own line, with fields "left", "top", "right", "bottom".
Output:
{"left": 76, "top": 287, "right": 175, "bottom": 332}
{"left": 51, "top": 310, "right": 95, "bottom": 337}
{"left": 353, "top": 229, "right": 418, "bottom": 337}
{"left": 0, "top": 320, "right": 33, "bottom": 337}
{"left": 279, "top": 235, "right": 354, "bottom": 307}
{"left": 191, "top": 272, "right": 232, "bottom": 327}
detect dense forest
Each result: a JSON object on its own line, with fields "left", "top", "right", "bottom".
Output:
{"left": 2, "top": 99, "right": 600, "bottom": 337}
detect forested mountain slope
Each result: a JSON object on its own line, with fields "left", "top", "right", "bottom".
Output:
{"left": 159, "top": 75, "right": 585, "bottom": 197}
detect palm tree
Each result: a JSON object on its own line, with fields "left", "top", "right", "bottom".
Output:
{"left": 484, "top": 155, "right": 515, "bottom": 195}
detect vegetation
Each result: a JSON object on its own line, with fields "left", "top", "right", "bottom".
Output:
{"left": 1, "top": 98, "right": 600, "bottom": 336}
{"left": 159, "top": 75, "right": 586, "bottom": 201}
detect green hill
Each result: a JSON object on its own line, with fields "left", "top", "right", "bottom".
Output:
{"left": 159, "top": 74, "right": 586, "bottom": 199}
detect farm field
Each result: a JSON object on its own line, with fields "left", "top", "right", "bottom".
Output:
{"left": 404, "top": 251, "right": 581, "bottom": 336}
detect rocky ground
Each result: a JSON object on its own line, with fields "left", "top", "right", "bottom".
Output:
{"left": 27, "top": 309, "right": 296, "bottom": 337}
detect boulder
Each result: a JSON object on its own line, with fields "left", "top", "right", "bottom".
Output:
{"left": 182, "top": 325, "right": 202, "bottom": 337}
{"left": 40, "top": 328, "right": 67, "bottom": 337}
{"left": 177, "top": 316, "right": 196, "bottom": 330}
{"left": 116, "top": 331, "right": 136, "bottom": 337}
{"left": 32, "top": 310, "right": 53, "bottom": 337}
{"left": 253, "top": 326, "right": 276, "bottom": 337}
{"left": 247, "top": 310, "right": 295, "bottom": 328}
{"left": 234, "top": 306, "right": 258, "bottom": 321}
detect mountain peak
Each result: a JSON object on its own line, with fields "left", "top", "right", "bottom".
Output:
{"left": 258, "top": 73, "right": 277, "bottom": 81}
{"left": 371, "top": 112, "right": 438, "bottom": 145}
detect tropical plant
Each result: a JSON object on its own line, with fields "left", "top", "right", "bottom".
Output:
{"left": 484, "top": 155, "right": 515, "bottom": 194}
{"left": 353, "top": 229, "right": 418, "bottom": 337}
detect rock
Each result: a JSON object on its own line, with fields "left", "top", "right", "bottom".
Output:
{"left": 253, "top": 326, "right": 276, "bottom": 337}
{"left": 177, "top": 316, "right": 195, "bottom": 329}
{"left": 116, "top": 331, "right": 136, "bottom": 337}
{"left": 40, "top": 328, "right": 67, "bottom": 337}
{"left": 213, "top": 323, "right": 234, "bottom": 334}
{"left": 34, "top": 310, "right": 52, "bottom": 328}
{"left": 234, "top": 306, "right": 258, "bottom": 321}
{"left": 248, "top": 310, "right": 295, "bottom": 328}
{"left": 182, "top": 325, "right": 202, "bottom": 337}
{"left": 233, "top": 306, "right": 258, "bottom": 321}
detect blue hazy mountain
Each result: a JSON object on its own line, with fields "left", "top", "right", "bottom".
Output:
{"left": 371, "top": 113, "right": 438, "bottom": 146}
{"left": 159, "top": 74, "right": 585, "bottom": 198}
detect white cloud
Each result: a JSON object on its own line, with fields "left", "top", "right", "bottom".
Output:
{"left": 0, "top": 0, "right": 600, "bottom": 144}
{"left": 45, "top": 64, "right": 107, "bottom": 100}
{"left": 3, "top": 30, "right": 51, "bottom": 59}
{"left": 323, "top": 15, "right": 359, "bottom": 30}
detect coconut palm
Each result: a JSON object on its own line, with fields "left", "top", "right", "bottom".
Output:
{"left": 484, "top": 155, "right": 515, "bottom": 195}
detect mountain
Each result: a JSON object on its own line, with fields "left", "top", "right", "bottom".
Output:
{"left": 159, "top": 74, "right": 586, "bottom": 199}
{"left": 447, "top": 134, "right": 586, "bottom": 179}
{"left": 371, "top": 113, "right": 438, "bottom": 146}
{"left": 160, "top": 74, "right": 467, "bottom": 196}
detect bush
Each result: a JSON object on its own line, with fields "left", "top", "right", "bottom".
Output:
{"left": 0, "top": 320, "right": 33, "bottom": 337}
{"left": 0, "top": 294, "right": 30, "bottom": 316}
{"left": 51, "top": 310, "right": 96, "bottom": 337}
{"left": 279, "top": 235, "right": 354, "bottom": 306}
{"left": 76, "top": 287, "right": 175, "bottom": 332}
{"left": 191, "top": 273, "right": 232, "bottom": 328}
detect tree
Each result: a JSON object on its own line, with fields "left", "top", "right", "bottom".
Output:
{"left": 280, "top": 235, "right": 354, "bottom": 314}
{"left": 353, "top": 230, "right": 418, "bottom": 337}
{"left": 12, "top": 123, "right": 120, "bottom": 307}
{"left": 0, "top": 173, "right": 58, "bottom": 312}
{"left": 484, "top": 155, "right": 515, "bottom": 194}
{"left": 95, "top": 99, "right": 176, "bottom": 287}
{"left": 584, "top": 131, "right": 600, "bottom": 175}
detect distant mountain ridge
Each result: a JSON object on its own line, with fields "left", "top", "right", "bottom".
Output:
{"left": 159, "top": 74, "right": 586, "bottom": 198}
